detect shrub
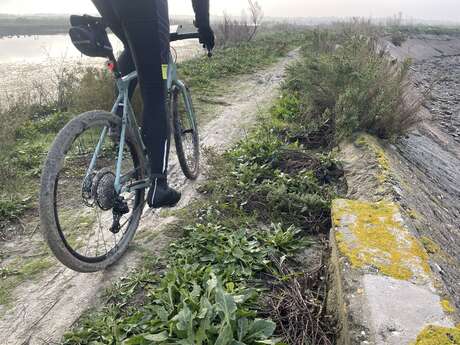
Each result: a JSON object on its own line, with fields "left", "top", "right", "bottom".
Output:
{"left": 390, "top": 31, "right": 408, "bottom": 46}
{"left": 283, "top": 29, "right": 421, "bottom": 142}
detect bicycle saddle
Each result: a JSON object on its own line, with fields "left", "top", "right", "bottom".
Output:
{"left": 70, "top": 14, "right": 107, "bottom": 28}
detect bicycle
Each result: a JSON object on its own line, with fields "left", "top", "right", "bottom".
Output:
{"left": 39, "top": 16, "right": 204, "bottom": 272}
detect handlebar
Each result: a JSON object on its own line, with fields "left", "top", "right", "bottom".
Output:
{"left": 70, "top": 15, "right": 213, "bottom": 58}
{"left": 170, "top": 32, "right": 213, "bottom": 57}
{"left": 169, "top": 32, "right": 200, "bottom": 42}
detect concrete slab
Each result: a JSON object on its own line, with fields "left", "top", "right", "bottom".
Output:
{"left": 363, "top": 274, "right": 452, "bottom": 345}
{"left": 328, "top": 199, "right": 457, "bottom": 345}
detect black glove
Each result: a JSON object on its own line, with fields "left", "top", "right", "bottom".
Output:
{"left": 198, "top": 25, "right": 215, "bottom": 52}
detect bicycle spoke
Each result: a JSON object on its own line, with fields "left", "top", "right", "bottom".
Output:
{"left": 95, "top": 216, "right": 100, "bottom": 257}
{"left": 112, "top": 232, "right": 118, "bottom": 250}
{"left": 96, "top": 209, "right": 108, "bottom": 256}
{"left": 84, "top": 231, "right": 94, "bottom": 257}
{"left": 120, "top": 214, "right": 134, "bottom": 231}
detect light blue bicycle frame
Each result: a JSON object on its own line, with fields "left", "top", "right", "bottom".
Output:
{"left": 84, "top": 51, "right": 197, "bottom": 195}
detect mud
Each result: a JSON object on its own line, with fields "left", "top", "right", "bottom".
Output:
{"left": 0, "top": 50, "right": 299, "bottom": 345}
{"left": 385, "top": 36, "right": 460, "bottom": 310}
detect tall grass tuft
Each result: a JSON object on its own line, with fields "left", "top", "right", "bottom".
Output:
{"left": 279, "top": 26, "right": 422, "bottom": 144}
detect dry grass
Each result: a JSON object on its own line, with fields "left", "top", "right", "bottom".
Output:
{"left": 263, "top": 251, "right": 336, "bottom": 345}
{"left": 215, "top": 0, "right": 263, "bottom": 47}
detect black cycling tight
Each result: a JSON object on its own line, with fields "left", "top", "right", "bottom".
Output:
{"left": 92, "top": 0, "right": 171, "bottom": 177}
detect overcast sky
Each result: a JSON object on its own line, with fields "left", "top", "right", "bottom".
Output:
{"left": 0, "top": 0, "right": 459, "bottom": 23}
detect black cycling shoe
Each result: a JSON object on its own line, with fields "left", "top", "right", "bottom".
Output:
{"left": 147, "top": 178, "right": 181, "bottom": 208}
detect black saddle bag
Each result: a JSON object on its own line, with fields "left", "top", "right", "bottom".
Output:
{"left": 69, "top": 15, "right": 114, "bottom": 58}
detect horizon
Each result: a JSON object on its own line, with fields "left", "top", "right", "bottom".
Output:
{"left": 0, "top": 0, "right": 459, "bottom": 24}
{"left": 0, "top": 12, "right": 459, "bottom": 26}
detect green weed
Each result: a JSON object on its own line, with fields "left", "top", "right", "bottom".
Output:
{"left": 63, "top": 221, "right": 302, "bottom": 344}
{"left": 63, "top": 71, "right": 341, "bottom": 344}
{"left": 0, "top": 195, "right": 30, "bottom": 221}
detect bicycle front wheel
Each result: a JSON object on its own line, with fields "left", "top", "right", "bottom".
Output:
{"left": 40, "top": 111, "right": 146, "bottom": 272}
{"left": 171, "top": 84, "right": 200, "bottom": 180}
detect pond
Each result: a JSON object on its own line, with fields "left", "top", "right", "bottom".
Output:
{"left": 0, "top": 34, "right": 201, "bottom": 105}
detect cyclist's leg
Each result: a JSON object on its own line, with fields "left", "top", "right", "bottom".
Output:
{"left": 108, "top": 0, "right": 180, "bottom": 207}
{"left": 115, "top": 48, "right": 137, "bottom": 116}
{"left": 92, "top": 0, "right": 138, "bottom": 115}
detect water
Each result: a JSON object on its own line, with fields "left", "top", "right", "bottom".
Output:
{"left": 0, "top": 34, "right": 201, "bottom": 104}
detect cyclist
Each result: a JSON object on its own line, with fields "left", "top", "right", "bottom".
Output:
{"left": 91, "top": 0, "right": 215, "bottom": 208}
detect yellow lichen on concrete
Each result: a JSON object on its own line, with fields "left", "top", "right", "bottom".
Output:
{"left": 441, "top": 299, "right": 456, "bottom": 314}
{"left": 355, "top": 134, "right": 391, "bottom": 184}
{"left": 411, "top": 325, "right": 460, "bottom": 345}
{"left": 332, "top": 199, "right": 431, "bottom": 281}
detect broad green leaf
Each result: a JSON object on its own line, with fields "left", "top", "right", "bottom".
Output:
{"left": 122, "top": 335, "right": 145, "bottom": 345}
{"left": 172, "top": 305, "right": 193, "bottom": 332}
{"left": 178, "top": 340, "right": 194, "bottom": 345}
{"left": 153, "top": 306, "right": 169, "bottom": 322}
{"left": 143, "top": 331, "right": 169, "bottom": 342}
{"left": 247, "top": 319, "right": 276, "bottom": 339}
{"left": 195, "top": 316, "right": 212, "bottom": 345}
{"left": 215, "top": 287, "right": 237, "bottom": 322}
{"left": 237, "top": 317, "right": 249, "bottom": 341}
{"left": 198, "top": 297, "right": 213, "bottom": 319}
{"left": 215, "top": 323, "right": 234, "bottom": 345}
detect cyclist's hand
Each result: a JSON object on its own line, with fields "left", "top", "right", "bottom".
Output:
{"left": 198, "top": 25, "right": 215, "bottom": 53}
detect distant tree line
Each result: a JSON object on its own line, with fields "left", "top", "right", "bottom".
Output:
{"left": 0, "top": 15, "right": 69, "bottom": 37}
{"left": 0, "top": 14, "right": 194, "bottom": 38}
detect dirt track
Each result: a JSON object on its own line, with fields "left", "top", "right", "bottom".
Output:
{"left": 0, "top": 50, "right": 299, "bottom": 345}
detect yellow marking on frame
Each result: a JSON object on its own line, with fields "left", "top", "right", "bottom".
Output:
{"left": 162, "top": 64, "right": 168, "bottom": 80}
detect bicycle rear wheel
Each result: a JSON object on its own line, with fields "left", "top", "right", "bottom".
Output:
{"left": 40, "top": 111, "right": 146, "bottom": 272}
{"left": 171, "top": 84, "right": 200, "bottom": 180}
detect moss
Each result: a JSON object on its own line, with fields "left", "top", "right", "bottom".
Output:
{"left": 421, "top": 236, "right": 442, "bottom": 255}
{"left": 333, "top": 199, "right": 431, "bottom": 281}
{"left": 441, "top": 299, "right": 456, "bottom": 314}
{"left": 411, "top": 325, "right": 460, "bottom": 345}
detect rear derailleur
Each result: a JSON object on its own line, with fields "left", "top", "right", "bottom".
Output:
{"left": 110, "top": 197, "right": 129, "bottom": 234}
